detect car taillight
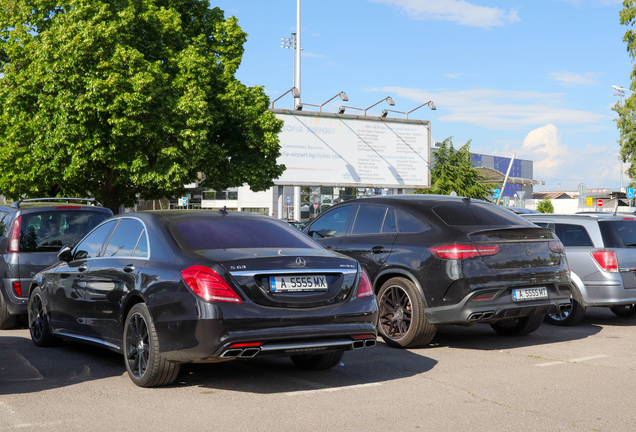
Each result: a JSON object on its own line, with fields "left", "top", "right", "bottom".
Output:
{"left": 181, "top": 265, "right": 243, "bottom": 303}
{"left": 591, "top": 250, "right": 618, "bottom": 273}
{"left": 548, "top": 240, "right": 565, "bottom": 254}
{"left": 429, "top": 244, "right": 500, "bottom": 260}
{"left": 12, "top": 281, "right": 22, "bottom": 297}
{"left": 7, "top": 216, "right": 21, "bottom": 253}
{"left": 356, "top": 269, "right": 374, "bottom": 298}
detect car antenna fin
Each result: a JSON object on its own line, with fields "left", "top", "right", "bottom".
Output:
{"left": 218, "top": 206, "right": 228, "bottom": 216}
{"left": 462, "top": 196, "right": 471, "bottom": 203}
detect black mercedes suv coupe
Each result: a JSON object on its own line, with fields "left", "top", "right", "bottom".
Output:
{"left": 303, "top": 195, "right": 573, "bottom": 348}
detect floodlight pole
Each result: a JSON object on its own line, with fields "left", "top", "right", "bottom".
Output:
{"left": 295, "top": 0, "right": 301, "bottom": 108}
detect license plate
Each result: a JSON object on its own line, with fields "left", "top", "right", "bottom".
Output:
{"left": 270, "top": 275, "right": 328, "bottom": 292}
{"left": 512, "top": 287, "right": 548, "bottom": 301}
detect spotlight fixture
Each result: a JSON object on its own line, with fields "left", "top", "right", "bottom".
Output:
{"left": 338, "top": 106, "right": 346, "bottom": 114}
{"left": 364, "top": 97, "right": 396, "bottom": 116}
{"left": 270, "top": 87, "right": 301, "bottom": 109}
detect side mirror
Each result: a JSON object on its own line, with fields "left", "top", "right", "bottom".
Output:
{"left": 57, "top": 246, "right": 73, "bottom": 262}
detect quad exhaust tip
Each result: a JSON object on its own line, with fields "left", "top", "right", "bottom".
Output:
{"left": 468, "top": 311, "right": 495, "bottom": 322}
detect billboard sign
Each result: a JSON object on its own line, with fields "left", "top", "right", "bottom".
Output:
{"left": 272, "top": 110, "right": 430, "bottom": 188}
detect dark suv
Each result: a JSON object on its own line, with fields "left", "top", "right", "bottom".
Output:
{"left": 0, "top": 198, "right": 112, "bottom": 328}
{"left": 303, "top": 195, "right": 573, "bottom": 348}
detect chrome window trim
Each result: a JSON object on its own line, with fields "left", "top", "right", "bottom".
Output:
{"left": 73, "top": 216, "right": 152, "bottom": 261}
{"left": 231, "top": 268, "right": 358, "bottom": 277}
{"left": 51, "top": 331, "right": 121, "bottom": 351}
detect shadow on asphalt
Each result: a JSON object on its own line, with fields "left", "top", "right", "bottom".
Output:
{"left": 0, "top": 330, "right": 437, "bottom": 395}
{"left": 428, "top": 306, "right": 633, "bottom": 350}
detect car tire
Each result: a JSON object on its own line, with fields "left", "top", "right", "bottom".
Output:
{"left": 377, "top": 277, "right": 436, "bottom": 348}
{"left": 544, "top": 285, "right": 586, "bottom": 326}
{"left": 490, "top": 313, "right": 545, "bottom": 336}
{"left": 28, "top": 287, "right": 59, "bottom": 347}
{"left": 291, "top": 351, "right": 344, "bottom": 370}
{"left": 123, "top": 303, "right": 181, "bottom": 387}
{"left": 609, "top": 304, "right": 636, "bottom": 318}
{"left": 0, "top": 292, "right": 17, "bottom": 330}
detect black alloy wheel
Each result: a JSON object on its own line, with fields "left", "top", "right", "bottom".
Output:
{"left": 377, "top": 277, "right": 436, "bottom": 348}
{"left": 28, "top": 287, "right": 58, "bottom": 347}
{"left": 610, "top": 304, "right": 636, "bottom": 318}
{"left": 544, "top": 286, "right": 586, "bottom": 326}
{"left": 124, "top": 303, "right": 180, "bottom": 387}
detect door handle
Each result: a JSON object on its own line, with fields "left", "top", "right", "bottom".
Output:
{"left": 371, "top": 246, "right": 385, "bottom": 254}
{"left": 123, "top": 264, "right": 135, "bottom": 273}
{"left": 325, "top": 246, "right": 333, "bottom": 250}
{"left": 78, "top": 264, "right": 87, "bottom": 272}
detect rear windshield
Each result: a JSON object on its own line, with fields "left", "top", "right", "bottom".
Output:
{"left": 171, "top": 217, "right": 321, "bottom": 250}
{"left": 20, "top": 210, "right": 110, "bottom": 252}
{"left": 598, "top": 220, "right": 636, "bottom": 248}
{"left": 432, "top": 202, "right": 531, "bottom": 227}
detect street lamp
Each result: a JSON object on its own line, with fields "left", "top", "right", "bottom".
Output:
{"left": 364, "top": 96, "right": 395, "bottom": 116}
{"left": 281, "top": 33, "right": 302, "bottom": 106}
{"left": 406, "top": 101, "right": 436, "bottom": 118}
{"left": 381, "top": 101, "right": 436, "bottom": 119}
{"left": 296, "top": 91, "right": 348, "bottom": 112}
{"left": 271, "top": 87, "right": 301, "bottom": 109}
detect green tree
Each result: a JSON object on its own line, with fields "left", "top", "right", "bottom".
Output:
{"left": 414, "top": 137, "right": 498, "bottom": 200}
{"left": 614, "top": 1, "right": 636, "bottom": 184}
{"left": 0, "top": 0, "right": 284, "bottom": 213}
{"left": 536, "top": 198, "right": 554, "bottom": 213}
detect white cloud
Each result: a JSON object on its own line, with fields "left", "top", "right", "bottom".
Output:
{"left": 520, "top": 124, "right": 568, "bottom": 179}
{"left": 302, "top": 52, "right": 325, "bottom": 58}
{"left": 549, "top": 70, "right": 602, "bottom": 86}
{"left": 367, "top": 86, "right": 609, "bottom": 130}
{"left": 445, "top": 72, "right": 477, "bottom": 79}
{"left": 370, "top": 0, "right": 520, "bottom": 28}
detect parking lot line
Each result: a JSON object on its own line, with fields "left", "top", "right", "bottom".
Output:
{"left": 535, "top": 354, "right": 609, "bottom": 367}
{"left": 285, "top": 382, "right": 382, "bottom": 396}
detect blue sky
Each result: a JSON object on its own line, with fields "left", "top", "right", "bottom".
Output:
{"left": 213, "top": 0, "right": 632, "bottom": 191}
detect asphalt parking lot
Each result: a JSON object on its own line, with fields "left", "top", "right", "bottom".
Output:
{"left": 1, "top": 307, "right": 635, "bottom": 432}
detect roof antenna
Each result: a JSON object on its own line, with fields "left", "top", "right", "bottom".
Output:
{"left": 462, "top": 196, "right": 471, "bottom": 203}
{"left": 218, "top": 205, "right": 228, "bottom": 216}
{"left": 614, "top": 200, "right": 619, "bottom": 216}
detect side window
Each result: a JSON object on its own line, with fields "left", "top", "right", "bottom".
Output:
{"left": 0, "top": 212, "right": 10, "bottom": 237}
{"left": 104, "top": 219, "right": 145, "bottom": 258}
{"left": 74, "top": 221, "right": 117, "bottom": 260}
{"left": 134, "top": 229, "right": 149, "bottom": 258}
{"left": 308, "top": 206, "right": 354, "bottom": 239}
{"left": 382, "top": 209, "right": 397, "bottom": 234}
{"left": 554, "top": 223, "right": 593, "bottom": 247}
{"left": 397, "top": 210, "right": 429, "bottom": 233}
{"left": 351, "top": 205, "right": 390, "bottom": 235}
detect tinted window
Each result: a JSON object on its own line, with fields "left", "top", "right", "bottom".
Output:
{"left": 432, "top": 202, "right": 529, "bottom": 227}
{"left": 104, "top": 219, "right": 145, "bottom": 257}
{"left": 598, "top": 220, "right": 636, "bottom": 248}
{"left": 397, "top": 210, "right": 429, "bottom": 233}
{"left": 173, "top": 217, "right": 320, "bottom": 250}
{"left": 383, "top": 209, "right": 397, "bottom": 234}
{"left": 351, "top": 205, "right": 389, "bottom": 235}
{"left": 134, "top": 230, "right": 149, "bottom": 257}
{"left": 308, "top": 206, "right": 353, "bottom": 239}
{"left": 554, "top": 224, "right": 593, "bottom": 247}
{"left": 0, "top": 211, "right": 10, "bottom": 237}
{"left": 533, "top": 221, "right": 556, "bottom": 231}
{"left": 19, "top": 210, "right": 110, "bottom": 252}
{"left": 74, "top": 221, "right": 117, "bottom": 260}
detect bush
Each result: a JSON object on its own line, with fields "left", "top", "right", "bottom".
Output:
{"left": 537, "top": 198, "right": 554, "bottom": 213}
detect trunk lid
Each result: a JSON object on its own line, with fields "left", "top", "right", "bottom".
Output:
{"left": 197, "top": 248, "right": 360, "bottom": 308}
{"left": 467, "top": 227, "right": 561, "bottom": 270}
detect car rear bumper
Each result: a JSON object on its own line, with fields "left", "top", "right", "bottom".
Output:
{"left": 424, "top": 283, "right": 573, "bottom": 325}
{"left": 580, "top": 280, "right": 636, "bottom": 307}
{"left": 156, "top": 321, "right": 378, "bottom": 363}
{"left": 1, "top": 278, "right": 29, "bottom": 315}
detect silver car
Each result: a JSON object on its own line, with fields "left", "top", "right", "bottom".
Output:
{"left": 523, "top": 213, "right": 636, "bottom": 325}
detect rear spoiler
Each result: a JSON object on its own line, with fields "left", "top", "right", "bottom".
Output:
{"left": 464, "top": 226, "right": 555, "bottom": 241}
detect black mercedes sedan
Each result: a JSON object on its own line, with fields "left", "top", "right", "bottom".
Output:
{"left": 27, "top": 210, "right": 378, "bottom": 387}
{"left": 304, "top": 195, "right": 573, "bottom": 348}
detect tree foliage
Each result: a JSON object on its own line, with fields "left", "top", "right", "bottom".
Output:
{"left": 536, "top": 197, "right": 554, "bottom": 214}
{"left": 414, "top": 137, "right": 498, "bottom": 200}
{"left": 0, "top": 0, "right": 284, "bottom": 213}
{"left": 614, "top": 0, "right": 636, "bottom": 185}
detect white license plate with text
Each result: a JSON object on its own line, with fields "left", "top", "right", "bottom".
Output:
{"left": 512, "top": 287, "right": 548, "bottom": 301}
{"left": 270, "top": 275, "right": 328, "bottom": 292}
